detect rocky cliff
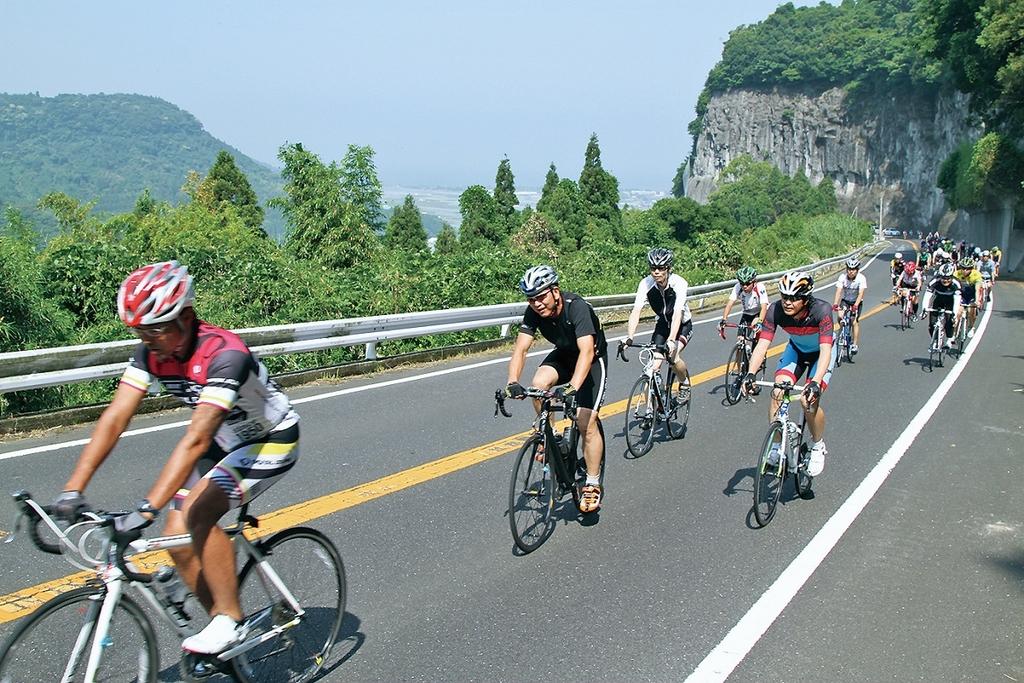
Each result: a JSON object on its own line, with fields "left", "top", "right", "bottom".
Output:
{"left": 686, "top": 85, "right": 977, "bottom": 230}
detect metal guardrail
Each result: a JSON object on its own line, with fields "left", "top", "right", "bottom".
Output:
{"left": 0, "top": 244, "right": 875, "bottom": 394}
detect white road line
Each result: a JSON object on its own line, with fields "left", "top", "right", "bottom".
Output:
{"left": 685, "top": 298, "right": 993, "bottom": 682}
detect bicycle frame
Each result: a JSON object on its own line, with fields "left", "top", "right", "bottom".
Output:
{"left": 496, "top": 389, "right": 579, "bottom": 494}
{"left": 753, "top": 381, "right": 808, "bottom": 472}
{"left": 6, "top": 493, "right": 308, "bottom": 679}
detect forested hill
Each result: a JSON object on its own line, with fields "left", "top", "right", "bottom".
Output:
{"left": 0, "top": 92, "right": 285, "bottom": 236}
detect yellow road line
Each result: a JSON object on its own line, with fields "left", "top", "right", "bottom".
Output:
{"left": 0, "top": 302, "right": 890, "bottom": 623}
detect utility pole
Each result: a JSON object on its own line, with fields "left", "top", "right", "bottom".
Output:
{"left": 878, "top": 190, "right": 884, "bottom": 241}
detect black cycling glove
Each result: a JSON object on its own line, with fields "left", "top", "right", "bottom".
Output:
{"left": 505, "top": 382, "right": 526, "bottom": 399}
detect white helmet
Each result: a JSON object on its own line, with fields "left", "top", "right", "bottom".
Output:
{"left": 894, "top": 252, "right": 903, "bottom": 260}
{"left": 778, "top": 271, "right": 814, "bottom": 298}
{"left": 518, "top": 265, "right": 559, "bottom": 298}
{"left": 117, "top": 261, "right": 194, "bottom": 327}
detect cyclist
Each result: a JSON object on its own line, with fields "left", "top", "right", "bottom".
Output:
{"left": 718, "top": 265, "right": 768, "bottom": 342}
{"left": 921, "top": 263, "right": 962, "bottom": 349}
{"left": 54, "top": 261, "right": 300, "bottom": 655}
{"left": 978, "top": 250, "right": 997, "bottom": 302}
{"left": 894, "top": 261, "right": 923, "bottom": 318}
{"left": 505, "top": 265, "right": 608, "bottom": 513}
{"left": 743, "top": 271, "right": 835, "bottom": 477}
{"left": 954, "top": 257, "right": 982, "bottom": 337}
{"left": 832, "top": 257, "right": 867, "bottom": 355}
{"left": 991, "top": 245, "right": 1002, "bottom": 276}
{"left": 626, "top": 248, "right": 693, "bottom": 387}
{"left": 889, "top": 252, "right": 905, "bottom": 302}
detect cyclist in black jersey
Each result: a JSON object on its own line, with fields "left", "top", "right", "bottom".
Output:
{"left": 625, "top": 248, "right": 693, "bottom": 383}
{"left": 505, "top": 265, "right": 608, "bottom": 513}
{"left": 55, "top": 261, "right": 300, "bottom": 655}
{"left": 921, "top": 263, "right": 962, "bottom": 348}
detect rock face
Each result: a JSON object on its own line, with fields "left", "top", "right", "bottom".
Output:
{"left": 686, "top": 85, "right": 977, "bottom": 230}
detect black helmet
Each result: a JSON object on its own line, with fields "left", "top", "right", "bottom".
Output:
{"left": 647, "top": 248, "right": 674, "bottom": 269}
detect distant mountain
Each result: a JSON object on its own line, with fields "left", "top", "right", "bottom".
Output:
{"left": 0, "top": 92, "right": 288, "bottom": 237}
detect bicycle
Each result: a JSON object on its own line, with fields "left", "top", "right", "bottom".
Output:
{"left": 497, "top": 388, "right": 605, "bottom": 554}
{"left": 834, "top": 305, "right": 854, "bottom": 366}
{"left": 925, "top": 307, "right": 951, "bottom": 370}
{"left": 894, "top": 288, "right": 915, "bottom": 331}
{"left": 952, "top": 303, "right": 977, "bottom": 357}
{"left": 617, "top": 340, "right": 691, "bottom": 456}
{"left": 0, "top": 491, "right": 345, "bottom": 683}
{"left": 718, "top": 322, "right": 763, "bottom": 405}
{"left": 749, "top": 381, "right": 815, "bottom": 527}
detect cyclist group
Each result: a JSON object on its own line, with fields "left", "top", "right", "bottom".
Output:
{"left": 48, "top": 234, "right": 994, "bottom": 657}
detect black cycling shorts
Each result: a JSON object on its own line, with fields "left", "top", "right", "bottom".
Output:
{"left": 540, "top": 350, "right": 608, "bottom": 412}
{"left": 652, "top": 319, "right": 694, "bottom": 349}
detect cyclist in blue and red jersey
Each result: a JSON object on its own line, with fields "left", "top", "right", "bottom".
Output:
{"left": 55, "top": 261, "right": 299, "bottom": 655}
{"left": 743, "top": 271, "right": 836, "bottom": 476}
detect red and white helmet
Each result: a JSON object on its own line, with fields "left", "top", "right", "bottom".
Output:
{"left": 117, "top": 261, "right": 194, "bottom": 327}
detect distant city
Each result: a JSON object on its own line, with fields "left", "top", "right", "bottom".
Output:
{"left": 381, "top": 186, "right": 669, "bottom": 228}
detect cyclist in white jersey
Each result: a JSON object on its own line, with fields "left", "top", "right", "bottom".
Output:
{"left": 719, "top": 265, "right": 768, "bottom": 330}
{"left": 54, "top": 261, "right": 299, "bottom": 655}
{"left": 625, "top": 248, "right": 692, "bottom": 384}
{"left": 832, "top": 257, "right": 867, "bottom": 355}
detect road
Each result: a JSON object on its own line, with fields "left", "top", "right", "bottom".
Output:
{"left": 1, "top": 243, "right": 1021, "bottom": 681}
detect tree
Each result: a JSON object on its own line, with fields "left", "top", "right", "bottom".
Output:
{"left": 37, "top": 192, "right": 95, "bottom": 232}
{"left": 578, "top": 133, "right": 621, "bottom": 230}
{"left": 458, "top": 185, "right": 502, "bottom": 247}
{"left": 543, "top": 179, "right": 587, "bottom": 249}
{"left": 509, "top": 211, "right": 559, "bottom": 262}
{"left": 339, "top": 144, "right": 385, "bottom": 233}
{"left": 384, "top": 195, "right": 428, "bottom": 254}
{"left": 493, "top": 157, "right": 519, "bottom": 234}
{"left": 434, "top": 222, "right": 459, "bottom": 255}
{"left": 270, "top": 143, "right": 377, "bottom": 269}
{"left": 195, "top": 150, "right": 265, "bottom": 233}
{"left": 537, "top": 163, "right": 559, "bottom": 213}
{"left": 671, "top": 160, "right": 689, "bottom": 198}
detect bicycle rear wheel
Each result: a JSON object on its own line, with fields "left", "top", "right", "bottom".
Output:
{"left": 665, "top": 368, "right": 690, "bottom": 440}
{"left": 723, "top": 346, "right": 745, "bottom": 405}
{"left": 624, "top": 375, "right": 656, "bottom": 457}
{"left": 508, "top": 435, "right": 555, "bottom": 553}
{"left": 234, "top": 528, "right": 346, "bottom": 683}
{"left": 753, "top": 422, "right": 785, "bottom": 527}
{"left": 0, "top": 586, "right": 158, "bottom": 682}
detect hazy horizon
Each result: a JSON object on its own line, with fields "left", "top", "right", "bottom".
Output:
{"left": 3, "top": 1, "right": 829, "bottom": 192}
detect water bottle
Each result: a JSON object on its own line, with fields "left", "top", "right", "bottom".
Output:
{"left": 155, "top": 566, "right": 191, "bottom": 625}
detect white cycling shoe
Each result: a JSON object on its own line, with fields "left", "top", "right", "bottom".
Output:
{"left": 807, "top": 442, "right": 827, "bottom": 477}
{"left": 182, "top": 614, "right": 247, "bottom": 654}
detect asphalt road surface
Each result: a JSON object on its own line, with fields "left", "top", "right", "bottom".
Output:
{"left": 1, "top": 243, "right": 1020, "bottom": 681}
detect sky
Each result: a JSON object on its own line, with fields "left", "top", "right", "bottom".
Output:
{"left": 2, "top": 1, "right": 825, "bottom": 192}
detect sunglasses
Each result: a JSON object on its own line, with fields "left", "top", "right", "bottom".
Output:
{"left": 650, "top": 266, "right": 669, "bottom": 273}
{"left": 780, "top": 294, "right": 803, "bottom": 302}
{"left": 132, "top": 323, "right": 176, "bottom": 340}
{"left": 527, "top": 290, "right": 552, "bottom": 304}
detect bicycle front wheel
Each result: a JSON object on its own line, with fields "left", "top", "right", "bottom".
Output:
{"left": 234, "top": 528, "right": 346, "bottom": 683}
{"left": 0, "top": 586, "right": 158, "bottom": 683}
{"left": 624, "top": 375, "right": 656, "bottom": 457}
{"left": 508, "top": 435, "right": 555, "bottom": 553}
{"left": 723, "top": 346, "right": 745, "bottom": 405}
{"left": 753, "top": 422, "right": 786, "bottom": 527}
{"left": 666, "top": 368, "right": 690, "bottom": 440}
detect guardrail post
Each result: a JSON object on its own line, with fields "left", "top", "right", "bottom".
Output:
{"left": 500, "top": 324, "right": 511, "bottom": 337}
{"left": 365, "top": 342, "right": 377, "bottom": 360}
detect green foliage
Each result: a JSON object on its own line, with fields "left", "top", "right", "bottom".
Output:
{"left": 937, "top": 132, "right": 1024, "bottom": 209}
{"left": 458, "top": 185, "right": 502, "bottom": 247}
{"left": 671, "top": 161, "right": 688, "bottom": 198}
{"left": 919, "top": 0, "right": 1024, "bottom": 137}
{"left": 578, "top": 134, "right": 622, "bottom": 233}
{"left": 193, "top": 151, "right": 265, "bottom": 233}
{"left": 384, "top": 195, "right": 428, "bottom": 254}
{"left": 272, "top": 143, "right": 379, "bottom": 269}
{"left": 0, "top": 93, "right": 286, "bottom": 238}
{"left": 339, "top": 144, "right": 385, "bottom": 233}
{"left": 434, "top": 223, "right": 459, "bottom": 255}
{"left": 509, "top": 211, "right": 560, "bottom": 263}
{"left": 537, "top": 163, "right": 559, "bottom": 213}
{"left": 493, "top": 157, "right": 519, "bottom": 233}
{"left": 541, "top": 179, "right": 587, "bottom": 249}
